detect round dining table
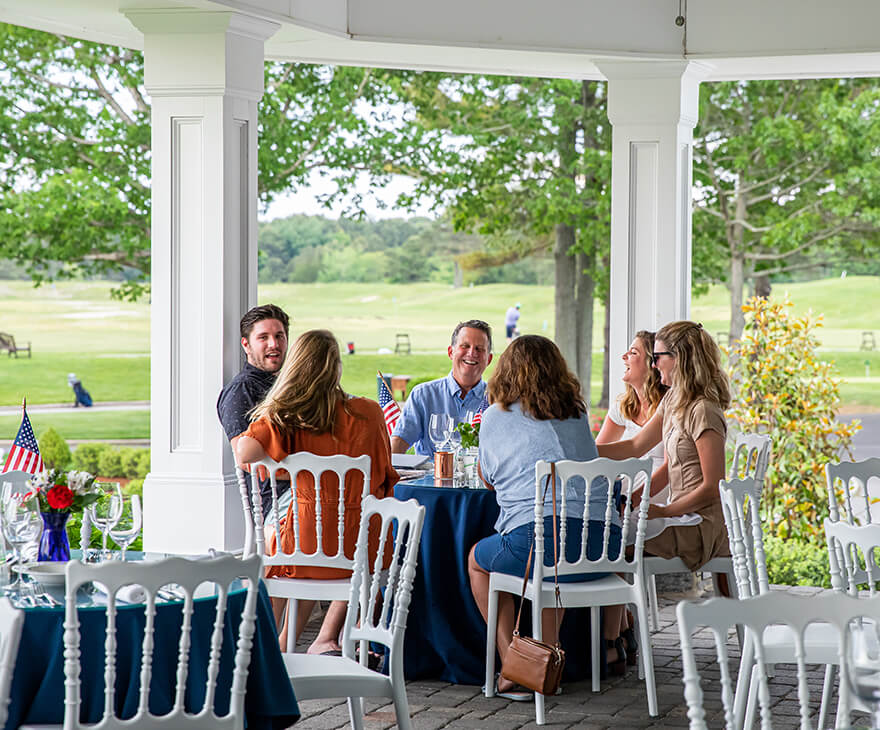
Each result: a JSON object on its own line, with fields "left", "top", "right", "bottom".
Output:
{"left": 5, "top": 568, "right": 300, "bottom": 729}
{"left": 395, "top": 475, "right": 603, "bottom": 685}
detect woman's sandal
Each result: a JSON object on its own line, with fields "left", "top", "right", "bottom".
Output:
{"left": 605, "top": 636, "right": 627, "bottom": 677}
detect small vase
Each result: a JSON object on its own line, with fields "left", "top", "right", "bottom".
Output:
{"left": 38, "top": 511, "right": 71, "bottom": 562}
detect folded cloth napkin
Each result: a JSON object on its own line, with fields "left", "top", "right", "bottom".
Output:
{"left": 626, "top": 512, "right": 703, "bottom": 545}
{"left": 94, "top": 584, "right": 147, "bottom": 604}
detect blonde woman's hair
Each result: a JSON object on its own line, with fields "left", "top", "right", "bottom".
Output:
{"left": 655, "top": 321, "right": 730, "bottom": 421}
{"left": 250, "top": 329, "right": 347, "bottom": 434}
{"left": 619, "top": 330, "right": 668, "bottom": 422}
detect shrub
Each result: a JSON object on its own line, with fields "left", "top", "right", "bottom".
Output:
{"left": 763, "top": 534, "right": 830, "bottom": 588}
{"left": 135, "top": 449, "right": 150, "bottom": 477}
{"left": 118, "top": 448, "right": 144, "bottom": 478}
{"left": 72, "top": 443, "right": 111, "bottom": 474}
{"left": 125, "top": 478, "right": 144, "bottom": 497}
{"left": 38, "top": 427, "right": 71, "bottom": 470}
{"left": 97, "top": 449, "right": 123, "bottom": 478}
{"left": 727, "top": 295, "right": 860, "bottom": 541}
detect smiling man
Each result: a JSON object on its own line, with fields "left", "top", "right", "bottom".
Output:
{"left": 217, "top": 303, "right": 290, "bottom": 457}
{"left": 391, "top": 320, "right": 493, "bottom": 456}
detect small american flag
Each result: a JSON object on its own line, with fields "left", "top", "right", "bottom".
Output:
{"left": 377, "top": 373, "right": 402, "bottom": 435}
{"left": 472, "top": 394, "right": 489, "bottom": 425}
{"left": 2, "top": 400, "right": 43, "bottom": 475}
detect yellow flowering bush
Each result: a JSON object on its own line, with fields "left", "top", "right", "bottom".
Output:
{"left": 727, "top": 295, "right": 860, "bottom": 540}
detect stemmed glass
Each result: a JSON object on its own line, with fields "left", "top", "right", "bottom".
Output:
{"left": 428, "top": 414, "right": 453, "bottom": 452}
{"left": 109, "top": 495, "right": 142, "bottom": 561}
{"left": 846, "top": 617, "right": 880, "bottom": 727}
{"left": 87, "top": 483, "right": 123, "bottom": 559}
{"left": 2, "top": 492, "right": 42, "bottom": 595}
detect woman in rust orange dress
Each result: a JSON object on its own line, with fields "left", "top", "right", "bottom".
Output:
{"left": 236, "top": 329, "right": 398, "bottom": 655}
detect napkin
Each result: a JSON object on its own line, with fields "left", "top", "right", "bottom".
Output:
{"left": 94, "top": 584, "right": 147, "bottom": 604}
{"left": 626, "top": 512, "right": 703, "bottom": 545}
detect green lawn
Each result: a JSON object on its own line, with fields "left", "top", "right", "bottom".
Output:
{"left": 0, "top": 410, "right": 149, "bottom": 440}
{"left": 0, "top": 276, "right": 877, "bottom": 445}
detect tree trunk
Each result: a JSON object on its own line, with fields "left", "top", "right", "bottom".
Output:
{"left": 453, "top": 260, "right": 463, "bottom": 288}
{"left": 728, "top": 252, "right": 746, "bottom": 344}
{"left": 575, "top": 251, "right": 594, "bottom": 403}
{"left": 600, "top": 289, "right": 611, "bottom": 408}
{"left": 554, "top": 224, "right": 578, "bottom": 370}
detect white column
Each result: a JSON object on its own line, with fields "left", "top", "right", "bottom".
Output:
{"left": 124, "top": 9, "right": 279, "bottom": 554}
{"left": 597, "top": 61, "right": 709, "bottom": 401}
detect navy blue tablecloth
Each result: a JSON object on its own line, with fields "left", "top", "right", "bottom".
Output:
{"left": 395, "top": 478, "right": 600, "bottom": 685}
{"left": 6, "top": 581, "right": 299, "bottom": 729}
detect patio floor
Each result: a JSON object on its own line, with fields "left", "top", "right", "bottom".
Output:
{"left": 294, "top": 582, "right": 869, "bottom": 729}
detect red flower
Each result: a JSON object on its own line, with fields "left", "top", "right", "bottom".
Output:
{"left": 46, "top": 484, "right": 74, "bottom": 510}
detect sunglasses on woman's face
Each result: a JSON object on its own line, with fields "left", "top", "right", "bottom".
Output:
{"left": 651, "top": 351, "right": 673, "bottom": 366}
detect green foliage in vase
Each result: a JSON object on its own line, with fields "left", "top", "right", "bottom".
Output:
{"left": 38, "top": 427, "right": 71, "bottom": 470}
{"left": 456, "top": 422, "right": 480, "bottom": 449}
{"left": 727, "top": 295, "right": 860, "bottom": 540}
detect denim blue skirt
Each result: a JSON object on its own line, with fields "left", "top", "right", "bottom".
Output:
{"left": 473, "top": 517, "right": 622, "bottom": 583}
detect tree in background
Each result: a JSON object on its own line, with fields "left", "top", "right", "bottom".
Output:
{"left": 727, "top": 295, "right": 860, "bottom": 541}
{"left": 694, "top": 79, "right": 880, "bottom": 343}
{"left": 0, "top": 25, "right": 414, "bottom": 299}
{"left": 386, "top": 73, "right": 611, "bottom": 399}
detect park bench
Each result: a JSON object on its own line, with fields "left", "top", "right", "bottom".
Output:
{"left": 0, "top": 333, "right": 31, "bottom": 358}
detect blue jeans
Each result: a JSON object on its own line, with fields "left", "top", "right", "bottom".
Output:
{"left": 473, "top": 517, "right": 622, "bottom": 582}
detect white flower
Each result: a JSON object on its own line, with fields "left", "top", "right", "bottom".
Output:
{"left": 66, "top": 470, "right": 95, "bottom": 495}
{"left": 29, "top": 471, "right": 51, "bottom": 490}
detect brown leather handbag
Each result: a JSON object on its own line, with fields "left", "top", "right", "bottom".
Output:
{"left": 500, "top": 463, "right": 566, "bottom": 696}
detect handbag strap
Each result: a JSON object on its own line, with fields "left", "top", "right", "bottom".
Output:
{"left": 512, "top": 462, "right": 562, "bottom": 646}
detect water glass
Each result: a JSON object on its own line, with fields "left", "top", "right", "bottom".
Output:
{"left": 2, "top": 493, "right": 41, "bottom": 594}
{"left": 428, "top": 414, "right": 453, "bottom": 452}
{"left": 109, "top": 495, "right": 142, "bottom": 560}
{"left": 87, "top": 483, "right": 123, "bottom": 559}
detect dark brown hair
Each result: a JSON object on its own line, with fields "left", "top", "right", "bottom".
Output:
{"left": 619, "top": 330, "right": 668, "bottom": 421}
{"left": 488, "top": 335, "right": 586, "bottom": 420}
{"left": 240, "top": 304, "right": 290, "bottom": 340}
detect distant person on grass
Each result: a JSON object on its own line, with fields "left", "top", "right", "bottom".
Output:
{"left": 216, "top": 303, "right": 290, "bottom": 516}
{"left": 68, "top": 373, "right": 93, "bottom": 407}
{"left": 391, "top": 320, "right": 493, "bottom": 456}
{"left": 505, "top": 303, "right": 521, "bottom": 343}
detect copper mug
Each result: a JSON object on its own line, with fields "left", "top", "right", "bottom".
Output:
{"left": 434, "top": 451, "right": 454, "bottom": 480}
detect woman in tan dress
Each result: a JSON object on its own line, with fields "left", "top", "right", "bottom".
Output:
{"left": 236, "top": 329, "right": 398, "bottom": 655}
{"left": 597, "top": 320, "right": 731, "bottom": 570}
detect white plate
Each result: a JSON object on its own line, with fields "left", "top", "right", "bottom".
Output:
{"left": 14, "top": 562, "right": 68, "bottom": 585}
{"left": 392, "top": 454, "right": 430, "bottom": 469}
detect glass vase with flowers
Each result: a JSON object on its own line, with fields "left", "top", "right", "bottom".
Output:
{"left": 29, "top": 470, "right": 100, "bottom": 562}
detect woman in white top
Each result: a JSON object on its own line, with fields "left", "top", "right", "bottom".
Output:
{"left": 596, "top": 330, "right": 667, "bottom": 473}
{"left": 595, "top": 330, "right": 668, "bottom": 668}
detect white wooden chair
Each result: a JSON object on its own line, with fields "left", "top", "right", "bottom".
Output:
{"left": 0, "top": 598, "right": 24, "bottom": 729}
{"left": 826, "top": 457, "right": 880, "bottom": 525}
{"left": 23, "top": 553, "right": 263, "bottom": 730}
{"left": 246, "top": 452, "right": 371, "bottom": 653}
{"left": 720, "top": 476, "right": 837, "bottom": 730}
{"left": 644, "top": 432, "right": 771, "bottom": 632}
{"left": 234, "top": 465, "right": 255, "bottom": 559}
{"left": 676, "top": 591, "right": 880, "bottom": 730}
{"left": 286, "top": 494, "right": 426, "bottom": 730}
{"left": 484, "top": 457, "right": 657, "bottom": 724}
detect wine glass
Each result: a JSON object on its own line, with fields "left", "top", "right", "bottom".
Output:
{"left": 87, "top": 483, "right": 123, "bottom": 559}
{"left": 2, "top": 493, "right": 41, "bottom": 594}
{"left": 109, "top": 495, "right": 142, "bottom": 561}
{"left": 428, "top": 414, "right": 453, "bottom": 452}
{"left": 846, "top": 616, "right": 880, "bottom": 726}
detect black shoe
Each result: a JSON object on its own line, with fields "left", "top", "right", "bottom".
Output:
{"left": 605, "top": 637, "right": 627, "bottom": 676}
{"left": 621, "top": 626, "right": 639, "bottom": 666}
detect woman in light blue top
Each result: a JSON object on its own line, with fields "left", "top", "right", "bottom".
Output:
{"left": 468, "top": 335, "right": 623, "bottom": 700}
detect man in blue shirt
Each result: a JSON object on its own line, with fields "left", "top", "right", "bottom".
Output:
{"left": 391, "top": 320, "right": 493, "bottom": 456}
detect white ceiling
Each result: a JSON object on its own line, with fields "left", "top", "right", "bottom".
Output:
{"left": 1, "top": 0, "right": 879, "bottom": 81}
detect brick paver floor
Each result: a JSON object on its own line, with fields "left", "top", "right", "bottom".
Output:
{"left": 292, "top": 583, "right": 870, "bottom": 729}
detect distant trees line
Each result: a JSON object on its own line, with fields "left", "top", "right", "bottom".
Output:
{"left": 257, "top": 214, "right": 554, "bottom": 286}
